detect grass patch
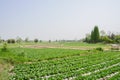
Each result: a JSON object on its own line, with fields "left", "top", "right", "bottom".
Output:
{"left": 0, "top": 60, "right": 11, "bottom": 80}
{"left": 0, "top": 48, "right": 87, "bottom": 63}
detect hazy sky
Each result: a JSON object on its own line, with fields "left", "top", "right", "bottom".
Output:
{"left": 0, "top": 0, "right": 120, "bottom": 40}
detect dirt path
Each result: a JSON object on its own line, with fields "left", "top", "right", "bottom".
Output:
{"left": 23, "top": 45, "right": 95, "bottom": 50}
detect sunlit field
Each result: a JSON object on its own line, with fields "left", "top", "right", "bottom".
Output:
{"left": 0, "top": 42, "right": 120, "bottom": 80}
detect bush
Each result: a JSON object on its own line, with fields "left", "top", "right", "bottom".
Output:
{"left": 1, "top": 43, "right": 7, "bottom": 52}
{"left": 111, "top": 47, "right": 119, "bottom": 50}
{"left": 34, "top": 39, "right": 38, "bottom": 43}
{"left": 18, "top": 51, "right": 26, "bottom": 57}
{"left": 49, "top": 40, "right": 51, "bottom": 43}
{"left": 7, "top": 39, "right": 15, "bottom": 44}
{"left": 95, "top": 47, "right": 104, "bottom": 51}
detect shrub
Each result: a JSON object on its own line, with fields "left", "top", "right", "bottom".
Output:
{"left": 95, "top": 47, "right": 104, "bottom": 51}
{"left": 7, "top": 39, "right": 15, "bottom": 44}
{"left": 111, "top": 45, "right": 120, "bottom": 50}
{"left": 18, "top": 51, "right": 25, "bottom": 57}
{"left": 1, "top": 43, "right": 7, "bottom": 52}
{"left": 111, "top": 47, "right": 119, "bottom": 50}
{"left": 40, "top": 40, "right": 42, "bottom": 43}
{"left": 34, "top": 39, "right": 38, "bottom": 43}
{"left": 49, "top": 40, "right": 51, "bottom": 43}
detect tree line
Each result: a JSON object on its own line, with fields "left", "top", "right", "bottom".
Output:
{"left": 0, "top": 37, "right": 41, "bottom": 44}
{"left": 84, "top": 26, "right": 120, "bottom": 44}
{"left": 0, "top": 26, "right": 120, "bottom": 44}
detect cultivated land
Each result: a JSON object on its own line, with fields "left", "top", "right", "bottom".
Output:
{"left": 0, "top": 42, "right": 120, "bottom": 80}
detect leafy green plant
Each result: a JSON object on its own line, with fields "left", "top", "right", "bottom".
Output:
{"left": 95, "top": 47, "right": 104, "bottom": 52}
{"left": 1, "top": 43, "right": 8, "bottom": 52}
{"left": 9, "top": 51, "right": 120, "bottom": 80}
{"left": 17, "top": 51, "right": 26, "bottom": 57}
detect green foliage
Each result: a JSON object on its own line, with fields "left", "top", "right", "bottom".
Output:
{"left": 100, "top": 33, "right": 120, "bottom": 44}
{"left": 49, "top": 40, "right": 51, "bottom": 43}
{"left": 85, "top": 26, "right": 100, "bottom": 43}
{"left": 9, "top": 51, "right": 120, "bottom": 80}
{"left": 87, "top": 47, "right": 104, "bottom": 53}
{"left": 85, "top": 26, "right": 120, "bottom": 44}
{"left": 91, "top": 30, "right": 94, "bottom": 43}
{"left": 115, "top": 35, "right": 120, "bottom": 43}
{"left": 0, "top": 37, "right": 2, "bottom": 43}
{"left": 25, "top": 37, "right": 29, "bottom": 42}
{"left": 1, "top": 43, "right": 7, "bottom": 52}
{"left": 34, "top": 39, "right": 38, "bottom": 43}
{"left": 111, "top": 47, "right": 119, "bottom": 50}
{"left": 95, "top": 47, "right": 104, "bottom": 51}
{"left": 94, "top": 26, "right": 100, "bottom": 42}
{"left": 7, "top": 39, "right": 15, "bottom": 44}
{"left": 16, "top": 37, "right": 22, "bottom": 43}
{"left": 84, "top": 34, "right": 91, "bottom": 43}
{"left": 18, "top": 51, "right": 26, "bottom": 57}
{"left": 0, "top": 48, "right": 87, "bottom": 63}
{"left": 40, "top": 40, "right": 42, "bottom": 43}
{"left": 100, "top": 36, "right": 113, "bottom": 43}
{"left": 91, "top": 26, "right": 100, "bottom": 43}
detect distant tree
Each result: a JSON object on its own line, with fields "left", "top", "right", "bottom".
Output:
{"left": 1, "top": 42, "right": 7, "bottom": 51}
{"left": 40, "top": 40, "right": 42, "bottom": 43}
{"left": 115, "top": 35, "right": 120, "bottom": 43}
{"left": 34, "top": 39, "right": 38, "bottom": 43}
{"left": 7, "top": 39, "right": 15, "bottom": 44}
{"left": 49, "top": 40, "right": 51, "bottom": 43}
{"left": 100, "top": 36, "right": 113, "bottom": 43}
{"left": 55, "top": 40, "right": 58, "bottom": 42}
{"left": 0, "top": 37, "right": 2, "bottom": 43}
{"left": 100, "top": 30, "right": 106, "bottom": 36}
{"left": 16, "top": 36, "right": 22, "bottom": 43}
{"left": 91, "top": 26, "right": 100, "bottom": 43}
{"left": 84, "top": 33, "right": 91, "bottom": 43}
{"left": 94, "top": 26, "right": 100, "bottom": 43}
{"left": 91, "top": 30, "right": 94, "bottom": 43}
{"left": 84, "top": 26, "right": 120, "bottom": 44}
{"left": 11, "top": 39, "right": 15, "bottom": 43}
{"left": 109, "top": 33, "right": 115, "bottom": 40}
{"left": 25, "top": 37, "right": 29, "bottom": 42}
{"left": 7, "top": 39, "right": 11, "bottom": 43}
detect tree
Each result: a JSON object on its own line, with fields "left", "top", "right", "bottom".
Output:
{"left": 25, "top": 37, "right": 29, "bottom": 42}
{"left": 16, "top": 36, "right": 22, "bottom": 43}
{"left": 91, "top": 30, "right": 94, "bottom": 43}
{"left": 34, "top": 39, "right": 38, "bottom": 43}
{"left": 100, "top": 36, "right": 113, "bottom": 43}
{"left": 115, "top": 35, "right": 120, "bottom": 43}
{"left": 1, "top": 42, "right": 7, "bottom": 51}
{"left": 109, "top": 33, "right": 115, "bottom": 40}
{"left": 91, "top": 26, "right": 100, "bottom": 43}
{"left": 84, "top": 33, "right": 91, "bottom": 43}
{"left": 0, "top": 37, "right": 2, "bottom": 43}
{"left": 94, "top": 26, "right": 100, "bottom": 43}
{"left": 49, "top": 40, "right": 51, "bottom": 43}
{"left": 7, "top": 39, "right": 15, "bottom": 44}
{"left": 40, "top": 40, "right": 42, "bottom": 43}
{"left": 100, "top": 30, "right": 106, "bottom": 36}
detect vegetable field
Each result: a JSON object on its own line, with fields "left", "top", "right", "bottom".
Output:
{"left": 10, "top": 51, "right": 120, "bottom": 80}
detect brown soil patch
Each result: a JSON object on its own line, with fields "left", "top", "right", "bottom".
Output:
{"left": 24, "top": 45, "right": 93, "bottom": 50}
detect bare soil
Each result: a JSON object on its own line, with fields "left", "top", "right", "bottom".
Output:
{"left": 23, "top": 44, "right": 93, "bottom": 50}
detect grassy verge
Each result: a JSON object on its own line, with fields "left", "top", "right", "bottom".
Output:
{"left": 0, "top": 60, "right": 12, "bottom": 80}
{"left": 0, "top": 48, "right": 88, "bottom": 63}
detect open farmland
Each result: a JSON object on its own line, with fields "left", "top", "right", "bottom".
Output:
{"left": 6, "top": 46, "right": 120, "bottom": 80}
{"left": 0, "top": 42, "right": 120, "bottom": 80}
{"left": 1, "top": 0, "right": 120, "bottom": 79}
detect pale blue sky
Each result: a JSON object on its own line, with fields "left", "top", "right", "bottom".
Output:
{"left": 0, "top": 0, "right": 120, "bottom": 40}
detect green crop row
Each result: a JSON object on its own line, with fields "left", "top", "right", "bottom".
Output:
{"left": 9, "top": 51, "right": 120, "bottom": 80}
